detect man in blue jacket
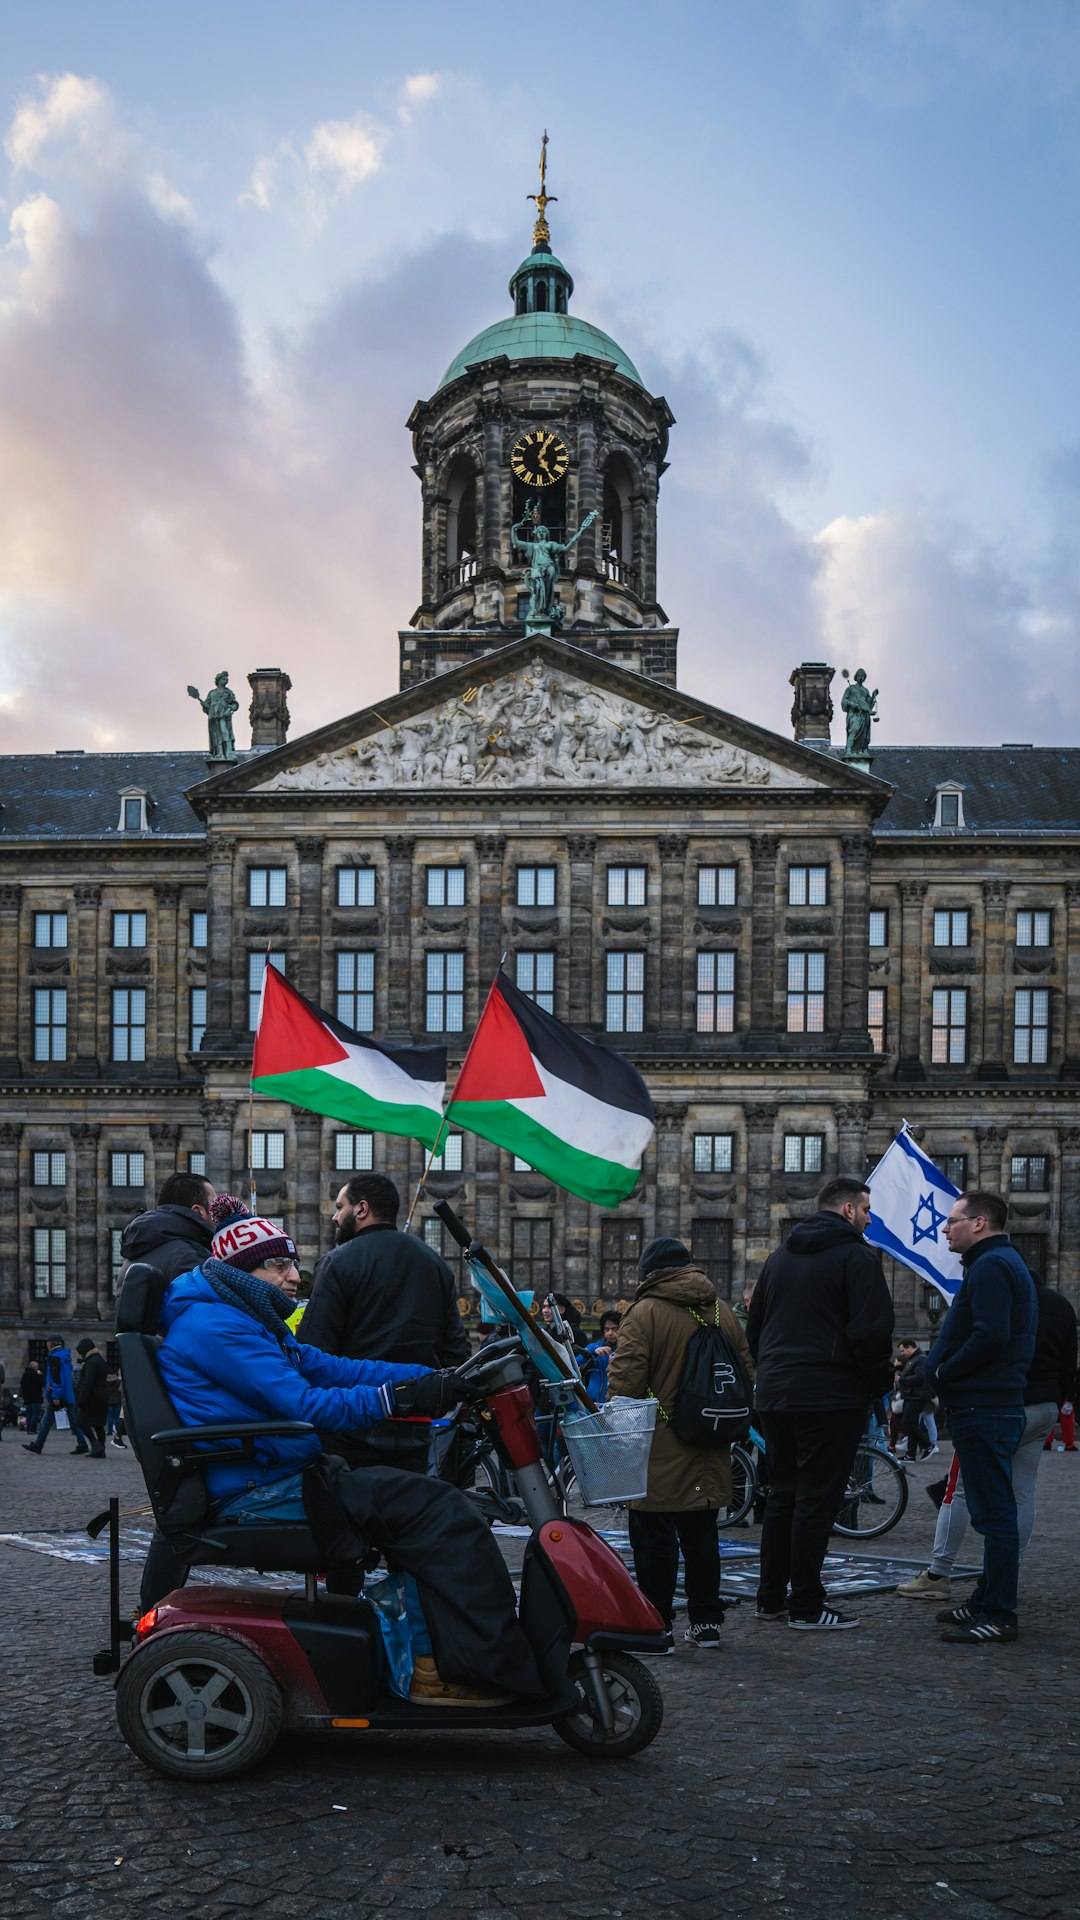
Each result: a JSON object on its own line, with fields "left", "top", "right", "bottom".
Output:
{"left": 927, "top": 1190, "right": 1037, "bottom": 1645}
{"left": 23, "top": 1338, "right": 86, "bottom": 1455}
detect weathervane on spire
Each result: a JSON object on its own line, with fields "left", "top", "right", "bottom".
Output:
{"left": 527, "top": 130, "right": 557, "bottom": 249}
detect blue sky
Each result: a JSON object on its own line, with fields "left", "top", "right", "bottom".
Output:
{"left": 0, "top": 0, "right": 1077, "bottom": 752}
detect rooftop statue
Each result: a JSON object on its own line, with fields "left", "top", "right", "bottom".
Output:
{"left": 188, "top": 671, "right": 239, "bottom": 763}
{"left": 841, "top": 667, "right": 879, "bottom": 761}
{"left": 512, "top": 502, "right": 598, "bottom": 631}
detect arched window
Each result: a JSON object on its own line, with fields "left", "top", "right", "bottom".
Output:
{"left": 554, "top": 284, "right": 567, "bottom": 314}
{"left": 445, "top": 458, "right": 478, "bottom": 583}
{"left": 602, "top": 456, "right": 635, "bottom": 572}
{"left": 535, "top": 279, "right": 549, "bottom": 312}
{"left": 516, "top": 283, "right": 527, "bottom": 315}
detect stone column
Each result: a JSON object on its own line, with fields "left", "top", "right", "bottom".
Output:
{"left": 0, "top": 1122, "right": 22, "bottom": 1321}
{"left": 566, "top": 836, "right": 597, "bottom": 1028}
{"left": 657, "top": 836, "right": 689, "bottom": 1031}
{"left": 480, "top": 392, "right": 505, "bottom": 569}
{"left": 149, "top": 1123, "right": 180, "bottom": 1197}
{"left": 293, "top": 1108, "right": 323, "bottom": 1265}
{"left": 744, "top": 1101, "right": 779, "bottom": 1270}
{"left": 475, "top": 835, "right": 507, "bottom": 1001}
{"left": 247, "top": 668, "right": 292, "bottom": 748}
{"left": 202, "top": 1099, "right": 240, "bottom": 1197}
{"left": 896, "top": 881, "right": 928, "bottom": 1079}
{"left": 748, "top": 838, "right": 780, "bottom": 1042}
{"left": 154, "top": 883, "right": 180, "bottom": 1069}
{"left": 1063, "top": 883, "right": 1080, "bottom": 1076}
{"left": 296, "top": 837, "right": 327, "bottom": 1004}
{"left": 975, "top": 1123, "right": 1007, "bottom": 1191}
{"left": 1057, "top": 1126, "right": 1080, "bottom": 1309}
{"left": 979, "top": 880, "right": 1011, "bottom": 1077}
{"left": 654, "top": 1105, "right": 687, "bottom": 1239}
{"left": 836, "top": 1101, "right": 871, "bottom": 1180}
{"left": 73, "top": 885, "right": 102, "bottom": 1072}
{"left": 385, "top": 837, "right": 416, "bottom": 1037}
{"left": 71, "top": 1123, "right": 101, "bottom": 1320}
{"left": 839, "top": 835, "right": 873, "bottom": 1050}
{"left": 203, "top": 837, "right": 239, "bottom": 1053}
{"left": 0, "top": 885, "right": 21, "bottom": 1074}
{"left": 789, "top": 664, "right": 835, "bottom": 744}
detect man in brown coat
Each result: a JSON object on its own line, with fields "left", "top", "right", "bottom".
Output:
{"left": 607, "top": 1236, "right": 754, "bottom": 1653}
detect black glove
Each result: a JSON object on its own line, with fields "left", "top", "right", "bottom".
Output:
{"left": 378, "top": 1371, "right": 464, "bottom": 1420}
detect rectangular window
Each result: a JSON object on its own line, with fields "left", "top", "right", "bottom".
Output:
{"left": 426, "top": 866, "right": 466, "bottom": 908}
{"left": 32, "top": 1151, "right": 67, "bottom": 1186}
{"left": 1016, "top": 909, "right": 1052, "bottom": 949}
{"left": 188, "top": 987, "right": 207, "bottom": 1053}
{"left": 1014, "top": 989, "right": 1050, "bottom": 1065}
{"left": 933, "top": 909, "right": 970, "bottom": 947}
{"left": 936, "top": 1154, "right": 967, "bottom": 1189}
{"left": 511, "top": 1217, "right": 552, "bottom": 1295}
{"left": 516, "top": 950, "right": 555, "bottom": 1014}
{"left": 788, "top": 865, "right": 828, "bottom": 907}
{"left": 336, "top": 951, "right": 375, "bottom": 1032}
{"left": 250, "top": 1130, "right": 285, "bottom": 1171}
{"left": 786, "top": 951, "right": 826, "bottom": 1033}
{"left": 112, "top": 911, "right": 147, "bottom": 948}
{"left": 110, "top": 1151, "right": 146, "bottom": 1188}
{"left": 693, "top": 1133, "right": 733, "bottom": 1175}
{"left": 190, "top": 910, "right": 208, "bottom": 949}
{"left": 1010, "top": 1231, "right": 1047, "bottom": 1278}
{"left": 33, "top": 911, "right": 68, "bottom": 949}
{"left": 248, "top": 868, "right": 287, "bottom": 908}
{"left": 33, "top": 988, "right": 67, "bottom": 1062}
{"left": 938, "top": 792, "right": 961, "bottom": 827}
{"left": 111, "top": 1229, "right": 124, "bottom": 1293}
{"left": 337, "top": 867, "right": 376, "bottom": 909}
{"left": 111, "top": 988, "right": 146, "bottom": 1062}
{"left": 696, "top": 951, "right": 735, "bottom": 1034}
{"left": 697, "top": 866, "right": 737, "bottom": 908}
{"left": 513, "top": 1154, "right": 533, "bottom": 1172}
{"left": 600, "top": 1218, "right": 643, "bottom": 1295}
{"left": 123, "top": 797, "right": 143, "bottom": 833}
{"left": 335, "top": 1132, "right": 374, "bottom": 1173}
{"left": 425, "top": 951, "right": 464, "bottom": 1032}
{"left": 248, "top": 951, "right": 285, "bottom": 1029}
{"left": 428, "top": 1132, "right": 463, "bottom": 1173}
{"left": 783, "top": 1134, "right": 823, "bottom": 1175}
{"left": 868, "top": 909, "right": 889, "bottom": 948}
{"left": 605, "top": 951, "right": 645, "bottom": 1032}
{"left": 421, "top": 1217, "right": 461, "bottom": 1272}
{"left": 188, "top": 1150, "right": 207, "bottom": 1178}
{"left": 1011, "top": 1154, "right": 1048, "bottom": 1193}
{"left": 931, "top": 988, "right": 968, "bottom": 1064}
{"left": 33, "top": 1227, "right": 67, "bottom": 1299}
{"left": 607, "top": 865, "right": 646, "bottom": 908}
{"left": 516, "top": 866, "right": 556, "bottom": 908}
{"left": 868, "top": 987, "right": 886, "bottom": 1053}
{"left": 691, "top": 1220, "right": 734, "bottom": 1300}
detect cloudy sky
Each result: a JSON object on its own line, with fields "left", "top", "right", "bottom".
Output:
{"left": 0, "top": 0, "right": 1077, "bottom": 756}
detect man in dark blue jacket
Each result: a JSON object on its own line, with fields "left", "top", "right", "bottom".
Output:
{"left": 928, "top": 1190, "right": 1037, "bottom": 1645}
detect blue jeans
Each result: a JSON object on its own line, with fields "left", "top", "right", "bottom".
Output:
{"left": 946, "top": 1404, "right": 1025, "bottom": 1626}
{"left": 33, "top": 1401, "right": 88, "bottom": 1451}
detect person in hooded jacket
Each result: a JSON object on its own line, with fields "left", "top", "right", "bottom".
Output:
{"left": 74, "top": 1337, "right": 109, "bottom": 1456}
{"left": 606, "top": 1238, "right": 754, "bottom": 1653}
{"left": 747, "top": 1174, "right": 895, "bottom": 1632}
{"left": 23, "top": 1338, "right": 85, "bottom": 1454}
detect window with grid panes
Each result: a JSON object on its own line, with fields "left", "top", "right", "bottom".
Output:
{"left": 111, "top": 1229, "right": 124, "bottom": 1292}
{"left": 190, "top": 910, "right": 208, "bottom": 948}
{"left": 1013, "top": 989, "right": 1050, "bottom": 1065}
{"left": 335, "top": 1132, "right": 374, "bottom": 1173}
{"left": 606, "top": 865, "right": 646, "bottom": 907}
{"left": 111, "top": 988, "right": 146, "bottom": 1062}
{"left": 112, "top": 911, "right": 147, "bottom": 948}
{"left": 250, "top": 1130, "right": 285, "bottom": 1171}
{"left": 422, "top": 1217, "right": 461, "bottom": 1272}
{"left": 337, "top": 867, "right": 376, "bottom": 908}
{"left": 931, "top": 988, "right": 968, "bottom": 1063}
{"left": 693, "top": 1133, "right": 733, "bottom": 1174}
{"left": 513, "top": 1154, "right": 533, "bottom": 1171}
{"left": 428, "top": 1133, "right": 462, "bottom": 1172}
{"left": 249, "top": 868, "right": 287, "bottom": 908}
{"left": 425, "top": 951, "right": 464, "bottom": 1031}
{"left": 110, "top": 1151, "right": 145, "bottom": 1187}
{"left": 788, "top": 865, "right": 828, "bottom": 907}
{"left": 33, "top": 1227, "right": 67, "bottom": 1299}
{"left": 248, "top": 951, "right": 285, "bottom": 1028}
{"left": 188, "top": 1150, "right": 207, "bottom": 1177}
{"left": 696, "top": 951, "right": 735, "bottom": 1033}
{"left": 697, "top": 866, "right": 737, "bottom": 907}
{"left": 691, "top": 1220, "right": 734, "bottom": 1299}
{"left": 783, "top": 1134, "right": 823, "bottom": 1175}
{"left": 33, "top": 988, "right": 67, "bottom": 1062}
{"left": 33, "top": 911, "right": 68, "bottom": 948}
{"left": 933, "top": 909, "right": 970, "bottom": 946}
{"left": 935, "top": 1155, "right": 967, "bottom": 1189}
{"left": 516, "top": 951, "right": 554, "bottom": 1013}
{"left": 337, "top": 952, "right": 375, "bottom": 1031}
{"left": 868, "top": 909, "right": 888, "bottom": 947}
{"left": 868, "top": 987, "right": 886, "bottom": 1053}
{"left": 189, "top": 987, "right": 207, "bottom": 1053}
{"left": 426, "top": 866, "right": 466, "bottom": 907}
{"left": 32, "top": 1151, "right": 66, "bottom": 1186}
{"left": 605, "top": 951, "right": 644, "bottom": 1032}
{"left": 1016, "top": 909, "right": 1052, "bottom": 949}
{"left": 511, "top": 1217, "right": 552, "bottom": 1294}
{"left": 600, "top": 1218, "right": 642, "bottom": 1294}
{"left": 786, "top": 952, "right": 825, "bottom": 1032}
{"left": 516, "top": 866, "right": 556, "bottom": 907}
{"left": 1010, "top": 1232, "right": 1047, "bottom": 1278}
{"left": 1011, "top": 1154, "right": 1048, "bottom": 1192}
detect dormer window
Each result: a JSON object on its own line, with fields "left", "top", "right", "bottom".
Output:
{"left": 932, "top": 784, "right": 965, "bottom": 830}
{"left": 117, "top": 789, "right": 149, "bottom": 833}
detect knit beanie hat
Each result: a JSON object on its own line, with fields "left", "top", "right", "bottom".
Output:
{"left": 638, "top": 1236, "right": 691, "bottom": 1282}
{"left": 210, "top": 1194, "right": 298, "bottom": 1272}
{"left": 75, "top": 1337, "right": 96, "bottom": 1356}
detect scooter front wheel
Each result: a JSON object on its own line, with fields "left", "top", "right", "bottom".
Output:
{"left": 552, "top": 1650, "right": 663, "bottom": 1759}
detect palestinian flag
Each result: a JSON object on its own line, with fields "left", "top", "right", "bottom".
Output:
{"left": 252, "top": 966, "right": 446, "bottom": 1148}
{"left": 446, "top": 972, "right": 654, "bottom": 1208}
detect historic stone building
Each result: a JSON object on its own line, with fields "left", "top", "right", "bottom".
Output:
{"left": 1, "top": 176, "right": 1078, "bottom": 1371}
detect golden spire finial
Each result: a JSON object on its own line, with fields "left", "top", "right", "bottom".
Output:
{"left": 527, "top": 129, "right": 557, "bottom": 249}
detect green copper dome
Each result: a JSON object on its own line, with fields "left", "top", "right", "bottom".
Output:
{"left": 438, "top": 311, "right": 643, "bottom": 390}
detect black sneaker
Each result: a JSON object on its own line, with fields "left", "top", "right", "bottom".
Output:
{"left": 755, "top": 1606, "right": 788, "bottom": 1623}
{"left": 22, "top": 1444, "right": 42, "bottom": 1454}
{"left": 642, "top": 1631, "right": 675, "bottom": 1657}
{"left": 936, "top": 1604, "right": 977, "bottom": 1626}
{"left": 788, "top": 1608, "right": 860, "bottom": 1631}
{"left": 683, "top": 1623, "right": 721, "bottom": 1648}
{"left": 940, "top": 1619, "right": 1017, "bottom": 1645}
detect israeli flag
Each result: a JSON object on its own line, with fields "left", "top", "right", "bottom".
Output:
{"left": 865, "top": 1124, "right": 963, "bottom": 1303}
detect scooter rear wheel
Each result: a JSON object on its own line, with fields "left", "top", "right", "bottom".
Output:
{"left": 552, "top": 1650, "right": 663, "bottom": 1759}
{"left": 116, "top": 1631, "right": 284, "bottom": 1781}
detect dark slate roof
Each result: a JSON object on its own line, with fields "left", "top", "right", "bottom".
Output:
{"left": 0, "top": 752, "right": 235, "bottom": 838}
{"left": 852, "top": 747, "right": 1080, "bottom": 836}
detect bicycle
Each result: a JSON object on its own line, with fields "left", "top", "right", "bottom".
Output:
{"left": 723, "top": 1424, "right": 909, "bottom": 1540}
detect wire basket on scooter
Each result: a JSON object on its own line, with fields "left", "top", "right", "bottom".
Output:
{"left": 560, "top": 1397, "right": 658, "bottom": 1506}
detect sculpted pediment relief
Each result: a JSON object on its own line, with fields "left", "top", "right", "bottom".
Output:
{"left": 253, "top": 659, "right": 819, "bottom": 794}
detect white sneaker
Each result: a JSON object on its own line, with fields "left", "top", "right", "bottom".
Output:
{"left": 788, "top": 1608, "right": 860, "bottom": 1631}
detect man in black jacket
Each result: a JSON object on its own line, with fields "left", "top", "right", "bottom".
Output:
{"left": 74, "top": 1337, "right": 108, "bottom": 1456}
{"left": 747, "top": 1174, "right": 895, "bottom": 1632}
{"left": 301, "top": 1172, "right": 470, "bottom": 1474}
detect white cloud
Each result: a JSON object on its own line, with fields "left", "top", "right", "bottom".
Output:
{"left": 240, "top": 73, "right": 443, "bottom": 221}
{"left": 303, "top": 114, "right": 385, "bottom": 192}
{"left": 5, "top": 72, "right": 112, "bottom": 172}
{"left": 398, "top": 73, "right": 441, "bottom": 119}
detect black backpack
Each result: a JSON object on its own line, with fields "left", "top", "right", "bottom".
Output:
{"left": 658, "top": 1302, "right": 753, "bottom": 1448}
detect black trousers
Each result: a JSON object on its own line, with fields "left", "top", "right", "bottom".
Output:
{"left": 903, "top": 1402, "right": 928, "bottom": 1459}
{"left": 757, "top": 1407, "right": 867, "bottom": 1620}
{"left": 627, "top": 1506, "right": 723, "bottom": 1628}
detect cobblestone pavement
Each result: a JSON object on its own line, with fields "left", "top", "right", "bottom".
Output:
{"left": 2, "top": 1437, "right": 1077, "bottom": 1920}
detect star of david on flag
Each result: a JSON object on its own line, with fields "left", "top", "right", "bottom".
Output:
{"left": 864, "top": 1124, "right": 963, "bottom": 1304}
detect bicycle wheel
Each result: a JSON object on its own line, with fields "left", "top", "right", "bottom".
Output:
{"left": 832, "top": 1445, "right": 908, "bottom": 1539}
{"left": 723, "top": 1442, "right": 757, "bottom": 1526}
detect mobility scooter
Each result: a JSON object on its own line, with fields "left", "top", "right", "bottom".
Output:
{"left": 94, "top": 1244, "right": 668, "bottom": 1781}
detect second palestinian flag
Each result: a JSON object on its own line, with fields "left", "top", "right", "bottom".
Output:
{"left": 446, "top": 971, "right": 654, "bottom": 1208}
